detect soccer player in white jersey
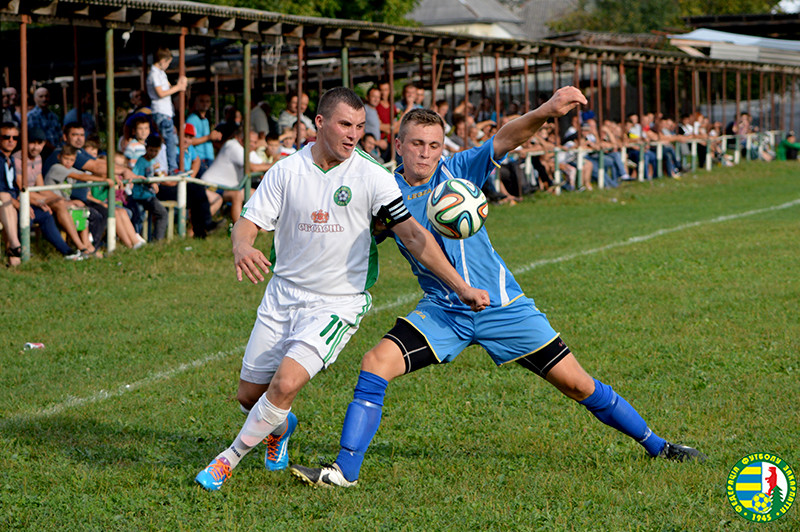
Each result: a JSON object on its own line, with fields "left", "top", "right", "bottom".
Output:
{"left": 195, "top": 88, "right": 489, "bottom": 491}
{"left": 290, "top": 87, "right": 706, "bottom": 488}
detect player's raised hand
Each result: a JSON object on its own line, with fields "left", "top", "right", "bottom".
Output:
{"left": 233, "top": 243, "right": 272, "bottom": 284}
{"left": 544, "top": 86, "right": 587, "bottom": 118}
{"left": 457, "top": 286, "right": 490, "bottom": 312}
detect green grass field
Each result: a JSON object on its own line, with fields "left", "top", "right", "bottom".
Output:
{"left": 2, "top": 161, "right": 799, "bottom": 531}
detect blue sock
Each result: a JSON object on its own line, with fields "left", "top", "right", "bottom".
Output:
{"left": 335, "top": 371, "right": 388, "bottom": 481}
{"left": 579, "top": 378, "right": 666, "bottom": 457}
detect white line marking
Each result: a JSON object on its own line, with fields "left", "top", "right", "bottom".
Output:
{"left": 513, "top": 198, "right": 800, "bottom": 276}
{"left": 6, "top": 347, "right": 244, "bottom": 422}
{"left": 14, "top": 197, "right": 800, "bottom": 420}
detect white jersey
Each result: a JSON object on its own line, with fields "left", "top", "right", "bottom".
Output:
{"left": 242, "top": 144, "right": 401, "bottom": 296}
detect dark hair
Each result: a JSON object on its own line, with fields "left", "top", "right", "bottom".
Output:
{"left": 362, "top": 133, "right": 376, "bottom": 142}
{"left": 60, "top": 145, "right": 78, "bottom": 157}
{"left": 145, "top": 134, "right": 163, "bottom": 148}
{"left": 317, "top": 87, "right": 363, "bottom": 119}
{"left": 84, "top": 136, "right": 101, "bottom": 150}
{"left": 265, "top": 133, "right": 279, "bottom": 143}
{"left": 63, "top": 122, "right": 84, "bottom": 136}
{"left": 0, "top": 121, "right": 18, "bottom": 131}
{"left": 155, "top": 47, "right": 172, "bottom": 63}
{"left": 398, "top": 108, "right": 445, "bottom": 140}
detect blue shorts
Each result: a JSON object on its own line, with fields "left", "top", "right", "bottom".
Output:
{"left": 402, "top": 296, "right": 559, "bottom": 366}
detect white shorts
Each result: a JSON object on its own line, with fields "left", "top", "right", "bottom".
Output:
{"left": 240, "top": 275, "right": 373, "bottom": 384}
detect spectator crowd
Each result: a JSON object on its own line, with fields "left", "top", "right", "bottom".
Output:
{"left": 1, "top": 60, "right": 792, "bottom": 267}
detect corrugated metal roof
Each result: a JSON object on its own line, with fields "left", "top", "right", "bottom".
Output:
{"left": 408, "top": 0, "right": 521, "bottom": 26}
{"left": 1, "top": 0, "right": 798, "bottom": 73}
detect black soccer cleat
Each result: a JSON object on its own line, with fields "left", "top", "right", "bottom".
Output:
{"left": 658, "top": 442, "right": 707, "bottom": 463}
{"left": 290, "top": 463, "right": 357, "bottom": 488}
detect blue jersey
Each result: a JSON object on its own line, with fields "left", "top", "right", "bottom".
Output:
{"left": 393, "top": 137, "right": 524, "bottom": 310}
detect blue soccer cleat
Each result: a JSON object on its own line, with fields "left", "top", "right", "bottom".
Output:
{"left": 264, "top": 411, "right": 298, "bottom": 471}
{"left": 195, "top": 457, "right": 232, "bottom": 491}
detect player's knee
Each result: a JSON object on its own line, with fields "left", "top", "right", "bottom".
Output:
{"left": 236, "top": 389, "right": 260, "bottom": 411}
{"left": 556, "top": 374, "right": 595, "bottom": 402}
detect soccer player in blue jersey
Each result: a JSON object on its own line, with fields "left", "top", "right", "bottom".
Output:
{"left": 290, "top": 87, "right": 706, "bottom": 488}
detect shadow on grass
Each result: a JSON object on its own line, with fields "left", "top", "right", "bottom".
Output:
{"left": 1, "top": 415, "right": 231, "bottom": 470}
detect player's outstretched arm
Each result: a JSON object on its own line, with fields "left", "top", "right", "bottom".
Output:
{"left": 232, "top": 217, "right": 272, "bottom": 284}
{"left": 493, "top": 86, "right": 587, "bottom": 160}
{"left": 392, "top": 217, "right": 490, "bottom": 311}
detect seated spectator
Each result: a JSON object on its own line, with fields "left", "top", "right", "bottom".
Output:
{"left": 131, "top": 134, "right": 169, "bottom": 241}
{"left": 86, "top": 152, "right": 145, "bottom": 250}
{"left": 278, "top": 93, "right": 316, "bottom": 136}
{"left": 158, "top": 123, "right": 219, "bottom": 239}
{"left": 250, "top": 100, "right": 279, "bottom": 139}
{"left": 776, "top": 131, "right": 800, "bottom": 161}
{"left": 187, "top": 91, "right": 222, "bottom": 176}
{"left": 359, "top": 133, "right": 384, "bottom": 163}
{"left": 1, "top": 123, "right": 82, "bottom": 263}
{"left": 201, "top": 127, "right": 270, "bottom": 223}
{"left": 63, "top": 91, "right": 97, "bottom": 138}
{"left": 27, "top": 87, "right": 62, "bottom": 156}
{"left": 2, "top": 87, "right": 21, "bottom": 126}
{"left": 16, "top": 128, "right": 93, "bottom": 254}
{"left": 279, "top": 127, "right": 297, "bottom": 157}
{"left": 123, "top": 115, "right": 153, "bottom": 168}
{"left": 395, "top": 83, "right": 422, "bottom": 113}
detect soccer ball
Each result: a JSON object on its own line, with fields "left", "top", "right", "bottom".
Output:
{"left": 751, "top": 492, "right": 772, "bottom": 514}
{"left": 426, "top": 178, "right": 488, "bottom": 239}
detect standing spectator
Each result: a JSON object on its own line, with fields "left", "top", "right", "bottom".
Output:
{"left": 131, "top": 134, "right": 169, "bottom": 241}
{"left": 27, "top": 87, "right": 62, "bottom": 155}
{"left": 376, "top": 80, "right": 396, "bottom": 143}
{"left": 2, "top": 87, "right": 21, "bottom": 126}
{"left": 186, "top": 92, "right": 222, "bottom": 176}
{"left": 278, "top": 93, "right": 316, "bottom": 135}
{"left": 0, "top": 123, "right": 81, "bottom": 262}
{"left": 363, "top": 87, "right": 388, "bottom": 154}
{"left": 146, "top": 47, "right": 187, "bottom": 174}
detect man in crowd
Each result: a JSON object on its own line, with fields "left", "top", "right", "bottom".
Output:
{"left": 27, "top": 87, "right": 62, "bottom": 155}
{"left": 278, "top": 93, "right": 316, "bottom": 136}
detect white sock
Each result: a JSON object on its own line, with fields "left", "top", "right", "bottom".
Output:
{"left": 215, "top": 395, "right": 289, "bottom": 469}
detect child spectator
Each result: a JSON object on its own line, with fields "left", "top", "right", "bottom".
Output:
{"left": 16, "top": 128, "right": 94, "bottom": 254}
{"left": 359, "top": 133, "right": 384, "bottom": 163}
{"left": 131, "top": 134, "right": 169, "bottom": 240}
{"left": 146, "top": 47, "right": 187, "bottom": 174}
{"left": 87, "top": 152, "right": 145, "bottom": 249}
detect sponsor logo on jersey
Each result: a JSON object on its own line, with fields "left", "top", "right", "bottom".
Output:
{"left": 311, "top": 210, "right": 329, "bottom": 223}
{"left": 300, "top": 209, "right": 343, "bottom": 232}
{"left": 407, "top": 188, "right": 432, "bottom": 201}
{"left": 727, "top": 453, "right": 796, "bottom": 523}
{"left": 334, "top": 185, "right": 352, "bottom": 206}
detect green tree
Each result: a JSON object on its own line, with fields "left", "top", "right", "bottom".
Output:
{"left": 194, "top": 0, "right": 420, "bottom": 25}
{"left": 550, "top": 0, "right": 784, "bottom": 34}
{"left": 769, "top": 484, "right": 785, "bottom": 518}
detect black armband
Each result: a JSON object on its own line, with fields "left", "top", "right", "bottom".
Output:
{"left": 376, "top": 197, "right": 411, "bottom": 228}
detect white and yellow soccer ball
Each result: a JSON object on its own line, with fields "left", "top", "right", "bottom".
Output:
{"left": 751, "top": 492, "right": 772, "bottom": 514}
{"left": 425, "top": 178, "right": 488, "bottom": 239}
